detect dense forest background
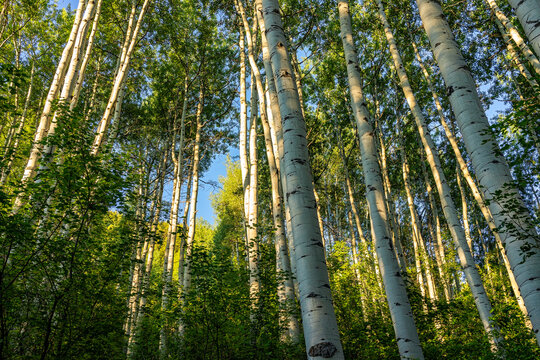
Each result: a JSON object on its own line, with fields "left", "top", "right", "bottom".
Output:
{"left": 0, "top": 0, "right": 539, "bottom": 359}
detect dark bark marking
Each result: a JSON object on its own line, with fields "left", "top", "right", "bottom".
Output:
{"left": 308, "top": 342, "right": 337, "bottom": 358}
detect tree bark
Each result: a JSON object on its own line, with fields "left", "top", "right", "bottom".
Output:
{"left": 337, "top": 1, "right": 423, "bottom": 358}
{"left": 417, "top": 0, "right": 540, "bottom": 345}
{"left": 91, "top": 0, "right": 151, "bottom": 154}
{"left": 379, "top": 1, "right": 500, "bottom": 344}
{"left": 507, "top": 0, "right": 540, "bottom": 59}
{"left": 262, "top": 0, "right": 344, "bottom": 358}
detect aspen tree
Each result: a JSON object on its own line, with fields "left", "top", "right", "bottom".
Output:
{"left": 378, "top": 0, "right": 500, "bottom": 344}
{"left": 485, "top": 0, "right": 540, "bottom": 76}
{"left": 14, "top": 0, "right": 85, "bottom": 209}
{"left": 159, "top": 77, "right": 189, "bottom": 354}
{"left": 254, "top": 0, "right": 300, "bottom": 299}
{"left": 410, "top": 41, "right": 529, "bottom": 315}
{"left": 236, "top": 0, "right": 298, "bottom": 336}
{"left": 338, "top": 1, "right": 424, "bottom": 358}
{"left": 70, "top": 0, "right": 103, "bottom": 108}
{"left": 416, "top": 0, "right": 540, "bottom": 345}
{"left": 507, "top": 0, "right": 540, "bottom": 59}
{"left": 127, "top": 146, "right": 169, "bottom": 358}
{"left": 91, "top": 0, "right": 151, "bottom": 154}
{"left": 262, "top": 0, "right": 344, "bottom": 358}
{"left": 181, "top": 85, "right": 204, "bottom": 296}
{"left": 400, "top": 146, "right": 427, "bottom": 299}
{"left": 39, "top": 0, "right": 96, "bottom": 160}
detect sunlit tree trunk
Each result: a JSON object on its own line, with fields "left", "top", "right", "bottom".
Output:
{"left": 13, "top": 0, "right": 85, "bottom": 210}
{"left": 39, "top": 0, "right": 96, "bottom": 160}
{"left": 507, "top": 0, "right": 540, "bottom": 59}
{"left": 337, "top": 1, "right": 423, "bottom": 358}
{"left": 255, "top": 0, "right": 299, "bottom": 300}
{"left": 70, "top": 0, "right": 103, "bottom": 108}
{"left": 91, "top": 0, "right": 151, "bottom": 154}
{"left": 485, "top": 0, "right": 540, "bottom": 76}
{"left": 238, "top": 0, "right": 298, "bottom": 337}
{"left": 417, "top": 0, "right": 540, "bottom": 345}
{"left": 262, "top": 0, "right": 344, "bottom": 358}
{"left": 127, "top": 145, "right": 168, "bottom": 358}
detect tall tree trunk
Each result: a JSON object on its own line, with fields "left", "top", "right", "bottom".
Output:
{"left": 91, "top": 0, "right": 151, "bottom": 154}
{"left": 400, "top": 148, "right": 427, "bottom": 299}
{"left": 238, "top": 0, "right": 298, "bottom": 337}
{"left": 39, "top": 0, "right": 96, "bottom": 160}
{"left": 412, "top": 40, "right": 529, "bottom": 312}
{"left": 159, "top": 76, "right": 189, "bottom": 355}
{"left": 254, "top": 0, "right": 300, "bottom": 300}
{"left": 70, "top": 0, "right": 103, "bottom": 108}
{"left": 13, "top": 0, "right": 85, "bottom": 210}
{"left": 262, "top": 0, "right": 344, "bottom": 358}
{"left": 379, "top": 0, "right": 500, "bottom": 344}
{"left": 507, "top": 0, "right": 540, "bottom": 59}
{"left": 337, "top": 1, "right": 423, "bottom": 358}
{"left": 417, "top": 0, "right": 540, "bottom": 345}
{"left": 181, "top": 85, "right": 204, "bottom": 305}
{"left": 485, "top": 0, "right": 540, "bottom": 76}
{"left": 127, "top": 145, "right": 168, "bottom": 358}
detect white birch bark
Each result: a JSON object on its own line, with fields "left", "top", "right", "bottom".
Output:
{"left": 412, "top": 41, "right": 527, "bottom": 313}
{"left": 507, "top": 0, "right": 540, "bottom": 59}
{"left": 255, "top": 0, "right": 300, "bottom": 300}
{"left": 400, "top": 149, "right": 427, "bottom": 299}
{"left": 338, "top": 1, "right": 423, "bottom": 358}
{"left": 127, "top": 146, "right": 168, "bottom": 358}
{"left": 70, "top": 0, "right": 103, "bottom": 108}
{"left": 417, "top": 0, "right": 540, "bottom": 345}
{"left": 40, "top": 0, "right": 96, "bottom": 159}
{"left": 262, "top": 0, "right": 344, "bottom": 357}
{"left": 237, "top": 2, "right": 297, "bottom": 335}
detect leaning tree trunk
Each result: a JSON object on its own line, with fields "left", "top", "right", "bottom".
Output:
{"left": 91, "top": 0, "right": 151, "bottom": 154}
{"left": 261, "top": 0, "right": 344, "bottom": 358}
{"left": 13, "top": 0, "right": 85, "bottom": 210}
{"left": 417, "top": 0, "right": 540, "bottom": 346}
{"left": 507, "top": 0, "right": 540, "bottom": 60}
{"left": 485, "top": 0, "right": 540, "bottom": 76}
{"left": 337, "top": 1, "right": 423, "bottom": 358}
